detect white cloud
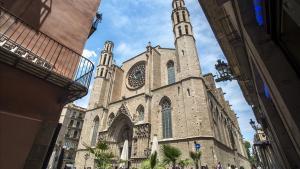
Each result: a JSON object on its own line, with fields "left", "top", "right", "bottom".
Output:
{"left": 82, "top": 49, "right": 97, "bottom": 59}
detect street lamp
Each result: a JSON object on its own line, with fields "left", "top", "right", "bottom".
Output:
{"left": 88, "top": 12, "right": 102, "bottom": 38}
{"left": 249, "top": 119, "right": 258, "bottom": 131}
{"left": 214, "top": 59, "right": 236, "bottom": 82}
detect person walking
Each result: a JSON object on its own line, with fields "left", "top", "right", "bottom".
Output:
{"left": 216, "top": 162, "right": 223, "bottom": 169}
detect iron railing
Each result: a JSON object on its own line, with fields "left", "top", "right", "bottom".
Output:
{"left": 0, "top": 6, "right": 94, "bottom": 89}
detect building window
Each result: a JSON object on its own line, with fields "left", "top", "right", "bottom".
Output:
{"left": 178, "top": 26, "right": 182, "bottom": 36}
{"left": 91, "top": 116, "right": 100, "bottom": 146}
{"left": 100, "top": 68, "right": 104, "bottom": 76}
{"left": 73, "top": 131, "right": 78, "bottom": 138}
{"left": 76, "top": 121, "right": 80, "bottom": 128}
{"left": 160, "top": 97, "right": 172, "bottom": 138}
{"left": 137, "top": 105, "right": 144, "bottom": 121}
{"left": 105, "top": 70, "right": 108, "bottom": 78}
{"left": 167, "top": 60, "right": 175, "bottom": 84}
{"left": 185, "top": 25, "right": 189, "bottom": 35}
{"left": 182, "top": 11, "right": 186, "bottom": 22}
{"left": 69, "top": 120, "right": 74, "bottom": 127}
{"left": 103, "top": 54, "right": 107, "bottom": 65}
{"left": 176, "top": 12, "right": 180, "bottom": 23}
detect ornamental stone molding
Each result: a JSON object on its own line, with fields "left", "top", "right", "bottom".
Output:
{"left": 133, "top": 123, "right": 151, "bottom": 138}
{"left": 115, "top": 104, "right": 132, "bottom": 121}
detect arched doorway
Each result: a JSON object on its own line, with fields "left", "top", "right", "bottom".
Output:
{"left": 108, "top": 112, "right": 133, "bottom": 165}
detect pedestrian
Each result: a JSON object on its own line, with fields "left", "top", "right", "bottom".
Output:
{"left": 216, "top": 162, "right": 223, "bottom": 169}
{"left": 227, "top": 164, "right": 231, "bottom": 169}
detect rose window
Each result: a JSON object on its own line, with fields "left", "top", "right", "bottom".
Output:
{"left": 127, "top": 63, "right": 145, "bottom": 89}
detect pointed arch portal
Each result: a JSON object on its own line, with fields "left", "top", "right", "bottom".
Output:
{"left": 107, "top": 105, "right": 134, "bottom": 161}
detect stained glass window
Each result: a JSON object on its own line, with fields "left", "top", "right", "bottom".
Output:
{"left": 127, "top": 62, "right": 145, "bottom": 89}
{"left": 137, "top": 105, "right": 144, "bottom": 121}
{"left": 167, "top": 61, "right": 175, "bottom": 84}
{"left": 161, "top": 98, "right": 172, "bottom": 138}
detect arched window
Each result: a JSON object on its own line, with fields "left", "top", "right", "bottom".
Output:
{"left": 100, "top": 68, "right": 104, "bottom": 76}
{"left": 178, "top": 26, "right": 182, "bottom": 36}
{"left": 69, "top": 120, "right": 74, "bottom": 127}
{"left": 182, "top": 11, "right": 186, "bottom": 22}
{"left": 167, "top": 61, "right": 175, "bottom": 84}
{"left": 176, "top": 12, "right": 180, "bottom": 23}
{"left": 76, "top": 121, "right": 80, "bottom": 128}
{"left": 105, "top": 69, "right": 108, "bottom": 78}
{"left": 137, "top": 105, "right": 144, "bottom": 121}
{"left": 103, "top": 54, "right": 107, "bottom": 65}
{"left": 160, "top": 98, "right": 172, "bottom": 138}
{"left": 73, "top": 130, "right": 78, "bottom": 138}
{"left": 91, "top": 116, "right": 99, "bottom": 146}
{"left": 185, "top": 25, "right": 189, "bottom": 35}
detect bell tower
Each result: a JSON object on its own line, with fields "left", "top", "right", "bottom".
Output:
{"left": 172, "top": 0, "right": 201, "bottom": 79}
{"left": 88, "top": 41, "right": 114, "bottom": 109}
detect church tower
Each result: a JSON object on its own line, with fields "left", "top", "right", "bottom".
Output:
{"left": 88, "top": 41, "right": 114, "bottom": 109}
{"left": 172, "top": 0, "right": 201, "bottom": 79}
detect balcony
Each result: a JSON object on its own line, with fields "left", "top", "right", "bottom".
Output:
{"left": 218, "top": 15, "right": 241, "bottom": 44}
{"left": 0, "top": 6, "right": 94, "bottom": 102}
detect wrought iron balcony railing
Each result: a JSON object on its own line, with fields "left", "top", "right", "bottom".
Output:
{"left": 0, "top": 6, "right": 94, "bottom": 102}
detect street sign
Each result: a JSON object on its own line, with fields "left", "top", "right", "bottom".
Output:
{"left": 195, "top": 143, "right": 201, "bottom": 151}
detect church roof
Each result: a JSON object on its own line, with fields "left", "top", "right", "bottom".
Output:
{"left": 122, "top": 45, "right": 175, "bottom": 64}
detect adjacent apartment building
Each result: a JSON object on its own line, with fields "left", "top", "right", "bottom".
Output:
{"left": 198, "top": 0, "right": 300, "bottom": 168}
{"left": 47, "top": 104, "right": 86, "bottom": 169}
{"left": 0, "top": 0, "right": 101, "bottom": 168}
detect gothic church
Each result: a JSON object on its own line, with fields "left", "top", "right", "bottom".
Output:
{"left": 75, "top": 0, "right": 250, "bottom": 168}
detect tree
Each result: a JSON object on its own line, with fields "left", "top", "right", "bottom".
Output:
{"left": 178, "top": 159, "right": 192, "bottom": 169}
{"left": 189, "top": 151, "right": 201, "bottom": 169}
{"left": 84, "top": 141, "right": 114, "bottom": 169}
{"left": 244, "top": 141, "right": 256, "bottom": 166}
{"left": 162, "top": 144, "right": 182, "bottom": 169}
{"left": 244, "top": 141, "right": 251, "bottom": 159}
{"left": 141, "top": 151, "right": 165, "bottom": 169}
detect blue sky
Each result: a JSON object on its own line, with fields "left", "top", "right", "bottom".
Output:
{"left": 75, "top": 0, "right": 256, "bottom": 143}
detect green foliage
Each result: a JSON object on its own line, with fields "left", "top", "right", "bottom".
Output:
{"left": 84, "top": 141, "right": 114, "bottom": 169}
{"left": 150, "top": 151, "right": 158, "bottom": 169}
{"left": 162, "top": 144, "right": 182, "bottom": 168}
{"left": 189, "top": 151, "right": 201, "bottom": 169}
{"left": 141, "top": 151, "right": 165, "bottom": 169}
{"left": 243, "top": 141, "right": 257, "bottom": 166}
{"left": 244, "top": 141, "right": 251, "bottom": 159}
{"left": 178, "top": 159, "right": 192, "bottom": 169}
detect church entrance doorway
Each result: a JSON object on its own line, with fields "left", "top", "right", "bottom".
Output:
{"left": 108, "top": 112, "right": 133, "bottom": 167}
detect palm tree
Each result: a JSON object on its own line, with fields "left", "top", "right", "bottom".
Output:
{"left": 84, "top": 141, "right": 114, "bottom": 169}
{"left": 162, "top": 144, "right": 182, "bottom": 169}
{"left": 189, "top": 151, "right": 201, "bottom": 169}
{"left": 141, "top": 151, "right": 165, "bottom": 169}
{"left": 178, "top": 159, "right": 192, "bottom": 169}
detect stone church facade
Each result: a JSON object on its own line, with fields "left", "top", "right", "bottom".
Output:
{"left": 75, "top": 0, "right": 250, "bottom": 168}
